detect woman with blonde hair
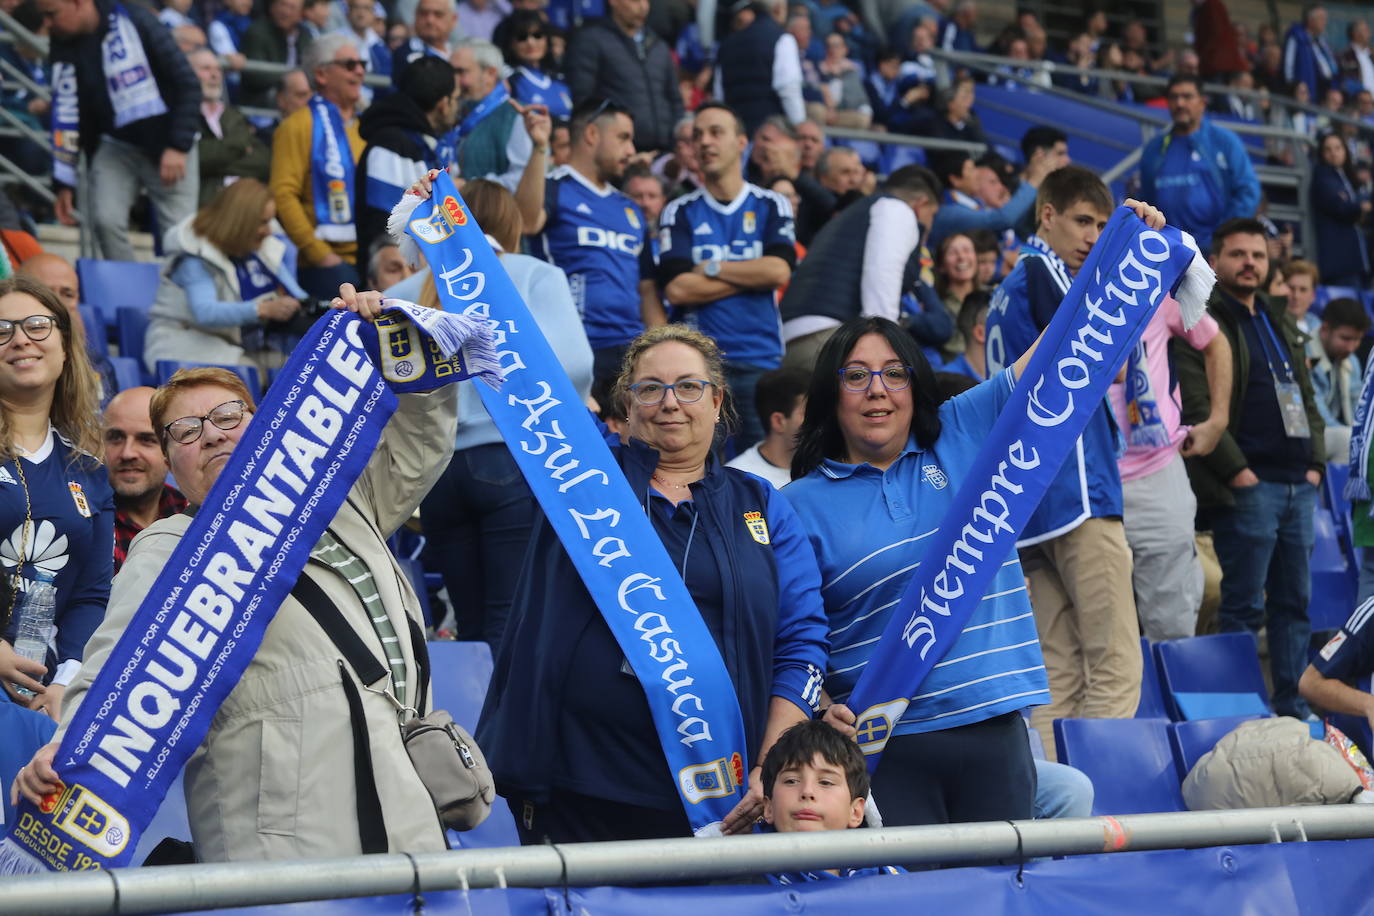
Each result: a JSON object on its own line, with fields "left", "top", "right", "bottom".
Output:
{"left": 411, "top": 176, "right": 594, "bottom": 648}
{"left": 0, "top": 277, "right": 111, "bottom": 722}
{"left": 144, "top": 178, "right": 309, "bottom": 374}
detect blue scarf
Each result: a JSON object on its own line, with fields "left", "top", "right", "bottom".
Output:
{"left": 1124, "top": 341, "right": 1169, "bottom": 447}
{"left": 392, "top": 172, "right": 750, "bottom": 834}
{"left": 0, "top": 303, "right": 500, "bottom": 874}
{"left": 309, "top": 95, "right": 357, "bottom": 244}
{"left": 844, "top": 209, "right": 1215, "bottom": 769}
{"left": 1345, "top": 365, "right": 1374, "bottom": 509}
{"left": 437, "top": 83, "right": 511, "bottom": 166}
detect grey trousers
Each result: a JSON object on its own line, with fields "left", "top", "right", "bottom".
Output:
{"left": 1123, "top": 452, "right": 1204, "bottom": 641}
{"left": 89, "top": 136, "right": 199, "bottom": 261}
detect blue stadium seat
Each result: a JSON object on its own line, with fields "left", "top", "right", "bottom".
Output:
{"left": 1136, "top": 637, "right": 1169, "bottom": 719}
{"left": 1168, "top": 714, "right": 1266, "bottom": 778}
{"left": 115, "top": 306, "right": 149, "bottom": 369}
{"left": 397, "top": 557, "right": 434, "bottom": 628}
{"left": 1153, "top": 634, "right": 1272, "bottom": 721}
{"left": 107, "top": 356, "right": 145, "bottom": 392}
{"left": 1053, "top": 717, "right": 1185, "bottom": 814}
{"left": 1310, "top": 506, "right": 1358, "bottom": 632}
{"left": 155, "top": 361, "right": 260, "bottom": 398}
{"left": 76, "top": 258, "right": 160, "bottom": 324}
{"left": 77, "top": 304, "right": 108, "bottom": 357}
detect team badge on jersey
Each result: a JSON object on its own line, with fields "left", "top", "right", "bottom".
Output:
{"left": 68, "top": 481, "right": 91, "bottom": 518}
{"left": 922, "top": 464, "right": 948, "bottom": 489}
{"left": 625, "top": 206, "right": 640, "bottom": 229}
{"left": 743, "top": 510, "right": 769, "bottom": 544}
{"left": 743, "top": 211, "right": 756, "bottom": 233}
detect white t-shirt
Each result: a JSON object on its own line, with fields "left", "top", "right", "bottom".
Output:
{"left": 726, "top": 443, "right": 793, "bottom": 489}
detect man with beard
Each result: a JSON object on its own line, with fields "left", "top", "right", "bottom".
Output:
{"left": 103, "top": 387, "right": 187, "bottom": 573}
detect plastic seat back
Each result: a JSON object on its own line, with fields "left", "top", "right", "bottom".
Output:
{"left": 107, "top": 356, "right": 145, "bottom": 392}
{"left": 1168, "top": 714, "right": 1267, "bottom": 778}
{"left": 76, "top": 258, "right": 160, "bottom": 323}
{"left": 1136, "top": 636, "right": 1169, "bottom": 719}
{"left": 78, "top": 304, "right": 108, "bottom": 356}
{"left": 1053, "top": 717, "right": 1185, "bottom": 815}
{"left": 115, "top": 306, "right": 149, "bottom": 368}
{"left": 1154, "top": 634, "right": 1272, "bottom": 720}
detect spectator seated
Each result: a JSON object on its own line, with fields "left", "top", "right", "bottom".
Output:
{"left": 77, "top": 258, "right": 161, "bottom": 324}
{"left": 1154, "top": 634, "right": 1273, "bottom": 721}
{"left": 1053, "top": 717, "right": 1185, "bottom": 815}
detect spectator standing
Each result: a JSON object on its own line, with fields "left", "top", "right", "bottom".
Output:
{"left": 1139, "top": 75, "right": 1261, "bottom": 254}
{"left": 937, "top": 0, "right": 978, "bottom": 53}
{"left": 270, "top": 34, "right": 366, "bottom": 299}
{"left": 1341, "top": 20, "right": 1374, "bottom": 98}
{"left": 392, "top": 0, "right": 458, "bottom": 88}
{"left": 780, "top": 165, "right": 948, "bottom": 368}
{"left": 103, "top": 387, "right": 186, "bottom": 574}
{"left": 0, "top": 278, "right": 111, "bottom": 723}
{"left": 714, "top": 0, "right": 806, "bottom": 135}
{"left": 1107, "top": 295, "right": 1232, "bottom": 642}
{"left": 725, "top": 365, "right": 809, "bottom": 488}
{"left": 1176, "top": 218, "right": 1324, "bottom": 720}
{"left": 443, "top": 40, "right": 532, "bottom": 191}
{"left": 521, "top": 98, "right": 662, "bottom": 386}
{"left": 1311, "top": 130, "right": 1372, "bottom": 288}
{"left": 1283, "top": 4, "right": 1337, "bottom": 102}
{"left": 985, "top": 167, "right": 1140, "bottom": 756}
{"left": 188, "top": 47, "right": 271, "bottom": 209}
{"left": 563, "top": 0, "right": 683, "bottom": 153}
{"left": 932, "top": 231, "right": 978, "bottom": 357}
{"left": 1310, "top": 297, "right": 1368, "bottom": 463}
{"left": 355, "top": 56, "right": 460, "bottom": 274}
{"left": 457, "top": 0, "right": 511, "bottom": 42}
{"left": 659, "top": 102, "right": 797, "bottom": 450}
{"left": 145, "top": 179, "right": 307, "bottom": 373}
{"left": 241, "top": 0, "right": 313, "bottom": 108}
{"left": 42, "top": 0, "right": 201, "bottom": 262}
{"left": 503, "top": 9, "right": 573, "bottom": 119}
{"left": 336, "top": 0, "right": 393, "bottom": 84}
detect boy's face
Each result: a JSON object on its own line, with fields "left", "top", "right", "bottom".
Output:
{"left": 1039, "top": 200, "right": 1108, "bottom": 272}
{"left": 764, "top": 753, "right": 864, "bottom": 833}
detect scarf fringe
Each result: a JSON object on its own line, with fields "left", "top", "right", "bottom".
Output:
{"left": 1129, "top": 426, "right": 1174, "bottom": 449}
{"left": 382, "top": 300, "right": 505, "bottom": 391}
{"left": 0, "top": 837, "right": 47, "bottom": 876}
{"left": 388, "top": 191, "right": 426, "bottom": 269}
{"left": 1174, "top": 231, "right": 1216, "bottom": 330}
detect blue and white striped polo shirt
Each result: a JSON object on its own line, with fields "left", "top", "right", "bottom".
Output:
{"left": 784, "top": 369, "right": 1049, "bottom": 735}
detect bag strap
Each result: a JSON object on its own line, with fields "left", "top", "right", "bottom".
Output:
{"left": 406, "top": 613, "right": 432, "bottom": 716}
{"left": 334, "top": 661, "right": 390, "bottom": 854}
{"left": 292, "top": 572, "right": 389, "bottom": 687}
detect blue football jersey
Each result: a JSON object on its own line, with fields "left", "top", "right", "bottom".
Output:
{"left": 658, "top": 183, "right": 795, "bottom": 368}
{"left": 533, "top": 165, "right": 654, "bottom": 351}
{"left": 510, "top": 67, "right": 573, "bottom": 119}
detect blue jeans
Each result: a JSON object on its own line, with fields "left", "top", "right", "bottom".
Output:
{"left": 420, "top": 444, "right": 537, "bottom": 649}
{"left": 1210, "top": 480, "right": 1316, "bottom": 718}
{"left": 1033, "top": 759, "right": 1094, "bottom": 819}
{"left": 725, "top": 363, "right": 768, "bottom": 454}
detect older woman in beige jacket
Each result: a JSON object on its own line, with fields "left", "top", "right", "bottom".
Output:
{"left": 16, "top": 285, "right": 454, "bottom": 862}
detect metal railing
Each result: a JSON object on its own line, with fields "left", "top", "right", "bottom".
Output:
{"left": 1, "top": 805, "right": 1372, "bottom": 914}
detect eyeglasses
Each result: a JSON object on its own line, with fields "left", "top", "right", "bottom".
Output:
{"left": 0, "top": 315, "right": 56, "bottom": 347}
{"left": 328, "top": 58, "right": 367, "bottom": 72}
{"left": 838, "top": 365, "right": 914, "bottom": 392}
{"left": 164, "top": 399, "right": 252, "bottom": 445}
{"left": 628, "top": 379, "right": 714, "bottom": 405}
{"left": 515, "top": 30, "right": 545, "bottom": 40}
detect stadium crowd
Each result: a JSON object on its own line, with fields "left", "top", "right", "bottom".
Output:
{"left": 3, "top": 0, "right": 1374, "bottom": 877}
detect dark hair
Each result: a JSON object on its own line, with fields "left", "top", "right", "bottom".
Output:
{"left": 1315, "top": 130, "right": 1360, "bottom": 185}
{"left": 935, "top": 370, "right": 979, "bottom": 402}
{"left": 623, "top": 162, "right": 668, "bottom": 196}
{"left": 753, "top": 367, "right": 811, "bottom": 433}
{"left": 791, "top": 317, "right": 942, "bottom": 479}
{"left": 398, "top": 55, "right": 456, "bottom": 114}
{"left": 501, "top": 9, "right": 555, "bottom": 70}
{"left": 695, "top": 99, "right": 747, "bottom": 137}
{"left": 1166, "top": 73, "right": 1204, "bottom": 96}
{"left": 957, "top": 289, "right": 991, "bottom": 343}
{"left": 875, "top": 45, "right": 901, "bottom": 64}
{"left": 1211, "top": 217, "right": 1269, "bottom": 255}
{"left": 570, "top": 97, "right": 633, "bottom": 142}
{"left": 1034, "top": 164, "right": 1112, "bottom": 221}
{"left": 1321, "top": 297, "right": 1371, "bottom": 334}
{"left": 884, "top": 164, "right": 942, "bottom": 201}
{"left": 1020, "top": 125, "right": 1067, "bottom": 164}
{"left": 967, "top": 228, "right": 998, "bottom": 255}
{"left": 760, "top": 720, "right": 869, "bottom": 802}
{"left": 929, "top": 150, "right": 972, "bottom": 187}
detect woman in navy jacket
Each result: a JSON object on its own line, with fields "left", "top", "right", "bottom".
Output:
{"left": 477, "top": 325, "right": 828, "bottom": 844}
{"left": 1311, "top": 131, "right": 1372, "bottom": 289}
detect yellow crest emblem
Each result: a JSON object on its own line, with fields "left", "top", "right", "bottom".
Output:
{"left": 743, "top": 210, "right": 756, "bottom": 233}
{"left": 625, "top": 206, "right": 641, "bottom": 229}
{"left": 68, "top": 481, "right": 91, "bottom": 518}
{"left": 743, "top": 510, "right": 769, "bottom": 544}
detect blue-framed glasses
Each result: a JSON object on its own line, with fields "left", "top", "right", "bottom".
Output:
{"left": 628, "top": 379, "right": 714, "bottom": 405}
{"left": 838, "top": 365, "right": 914, "bottom": 392}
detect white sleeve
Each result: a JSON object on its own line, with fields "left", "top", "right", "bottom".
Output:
{"left": 859, "top": 198, "right": 919, "bottom": 321}
{"left": 208, "top": 21, "right": 237, "bottom": 56}
{"left": 495, "top": 117, "right": 533, "bottom": 193}
{"left": 773, "top": 34, "right": 806, "bottom": 125}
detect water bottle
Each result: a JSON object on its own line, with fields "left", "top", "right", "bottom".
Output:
{"left": 11, "top": 572, "right": 56, "bottom": 699}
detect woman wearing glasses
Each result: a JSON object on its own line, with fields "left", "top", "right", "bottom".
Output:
{"left": 144, "top": 179, "right": 308, "bottom": 376}
{"left": 479, "top": 324, "right": 829, "bottom": 844}
{"left": 502, "top": 10, "right": 572, "bottom": 119}
{"left": 784, "top": 315, "right": 1054, "bottom": 828}
{"left": 17, "top": 285, "right": 455, "bottom": 861}
{"left": 0, "top": 278, "right": 110, "bottom": 723}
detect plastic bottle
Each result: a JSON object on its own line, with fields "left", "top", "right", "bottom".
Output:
{"left": 10, "top": 572, "right": 56, "bottom": 698}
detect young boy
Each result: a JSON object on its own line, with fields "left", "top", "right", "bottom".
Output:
{"left": 761, "top": 720, "right": 904, "bottom": 885}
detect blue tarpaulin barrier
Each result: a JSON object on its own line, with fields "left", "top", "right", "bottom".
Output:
{"left": 165, "top": 838, "right": 1374, "bottom": 915}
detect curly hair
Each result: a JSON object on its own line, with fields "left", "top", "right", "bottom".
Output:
{"left": 611, "top": 324, "right": 737, "bottom": 435}
{"left": 0, "top": 277, "right": 103, "bottom": 462}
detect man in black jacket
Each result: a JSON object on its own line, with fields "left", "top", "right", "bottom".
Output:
{"left": 42, "top": 0, "right": 201, "bottom": 261}
{"left": 563, "top": 0, "right": 683, "bottom": 153}
{"left": 354, "top": 56, "right": 461, "bottom": 275}
{"left": 240, "top": 0, "right": 313, "bottom": 107}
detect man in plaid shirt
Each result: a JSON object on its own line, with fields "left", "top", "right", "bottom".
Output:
{"left": 104, "top": 388, "right": 187, "bottom": 573}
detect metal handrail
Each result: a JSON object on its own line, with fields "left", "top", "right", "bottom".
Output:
{"left": 825, "top": 125, "right": 985, "bottom": 155}
{"left": 1, "top": 805, "right": 1372, "bottom": 914}
{"left": 0, "top": 54, "right": 48, "bottom": 102}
